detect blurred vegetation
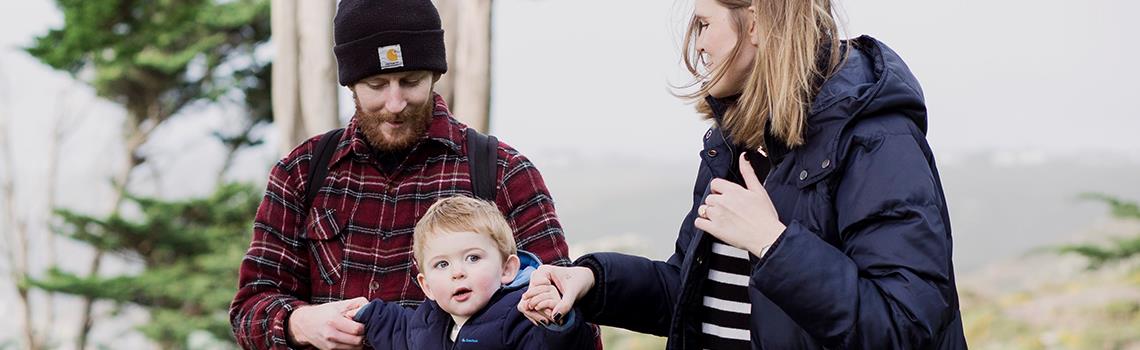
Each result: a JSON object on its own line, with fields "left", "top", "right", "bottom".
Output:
{"left": 962, "top": 194, "right": 1140, "bottom": 349}
{"left": 27, "top": 183, "right": 260, "bottom": 348}
{"left": 25, "top": 0, "right": 273, "bottom": 131}
{"left": 1055, "top": 193, "right": 1140, "bottom": 269}
{"left": 21, "top": 0, "right": 272, "bottom": 348}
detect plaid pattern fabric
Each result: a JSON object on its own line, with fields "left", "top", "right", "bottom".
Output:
{"left": 230, "top": 94, "right": 571, "bottom": 349}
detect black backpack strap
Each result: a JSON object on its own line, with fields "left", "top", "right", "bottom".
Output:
{"left": 303, "top": 128, "right": 345, "bottom": 216}
{"left": 465, "top": 128, "right": 499, "bottom": 202}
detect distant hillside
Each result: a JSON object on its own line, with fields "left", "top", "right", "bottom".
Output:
{"left": 537, "top": 151, "right": 1140, "bottom": 271}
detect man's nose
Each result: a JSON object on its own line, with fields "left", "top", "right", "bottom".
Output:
{"left": 382, "top": 87, "right": 407, "bottom": 114}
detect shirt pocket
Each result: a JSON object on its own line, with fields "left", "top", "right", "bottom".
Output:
{"left": 303, "top": 207, "right": 348, "bottom": 285}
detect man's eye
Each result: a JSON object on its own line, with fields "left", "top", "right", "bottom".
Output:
{"left": 368, "top": 82, "right": 387, "bottom": 89}
{"left": 401, "top": 79, "right": 421, "bottom": 86}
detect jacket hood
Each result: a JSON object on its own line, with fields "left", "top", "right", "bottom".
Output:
{"left": 505, "top": 250, "right": 542, "bottom": 290}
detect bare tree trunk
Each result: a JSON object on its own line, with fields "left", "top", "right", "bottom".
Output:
{"left": 434, "top": 0, "right": 493, "bottom": 133}
{"left": 75, "top": 109, "right": 154, "bottom": 350}
{"left": 39, "top": 94, "right": 93, "bottom": 347}
{"left": 274, "top": 0, "right": 339, "bottom": 156}
{"left": 0, "top": 69, "right": 38, "bottom": 350}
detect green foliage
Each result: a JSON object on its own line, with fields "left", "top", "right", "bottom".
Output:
{"left": 28, "top": 183, "right": 261, "bottom": 348}
{"left": 25, "top": 0, "right": 272, "bottom": 128}
{"left": 1055, "top": 194, "right": 1140, "bottom": 269}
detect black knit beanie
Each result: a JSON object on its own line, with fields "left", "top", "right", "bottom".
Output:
{"left": 333, "top": 0, "right": 448, "bottom": 86}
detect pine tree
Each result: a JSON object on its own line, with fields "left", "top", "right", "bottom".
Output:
{"left": 23, "top": 0, "right": 271, "bottom": 348}
{"left": 1056, "top": 194, "right": 1140, "bottom": 269}
{"left": 30, "top": 183, "right": 261, "bottom": 348}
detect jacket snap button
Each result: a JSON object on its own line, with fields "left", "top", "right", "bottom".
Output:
{"left": 707, "top": 149, "right": 718, "bottom": 157}
{"left": 821, "top": 159, "right": 831, "bottom": 169}
{"left": 799, "top": 170, "right": 808, "bottom": 180}
{"left": 704, "top": 129, "right": 713, "bottom": 140}
{"left": 369, "top": 281, "right": 380, "bottom": 291}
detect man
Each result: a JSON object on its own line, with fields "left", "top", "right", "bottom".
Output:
{"left": 230, "top": 1, "right": 572, "bottom": 348}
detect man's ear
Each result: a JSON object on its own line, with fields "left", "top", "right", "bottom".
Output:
{"left": 417, "top": 273, "right": 436, "bottom": 300}
{"left": 500, "top": 254, "right": 521, "bottom": 284}
{"left": 747, "top": 6, "right": 760, "bottom": 46}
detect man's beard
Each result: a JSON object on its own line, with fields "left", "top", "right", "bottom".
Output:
{"left": 353, "top": 94, "right": 434, "bottom": 152}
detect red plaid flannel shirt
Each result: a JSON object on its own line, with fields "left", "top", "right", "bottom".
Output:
{"left": 230, "top": 94, "right": 571, "bottom": 349}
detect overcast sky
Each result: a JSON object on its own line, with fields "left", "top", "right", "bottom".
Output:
{"left": 5, "top": 0, "right": 1139, "bottom": 169}
{"left": 488, "top": 0, "right": 1140, "bottom": 163}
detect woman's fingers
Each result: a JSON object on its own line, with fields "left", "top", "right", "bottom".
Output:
{"left": 710, "top": 178, "right": 744, "bottom": 195}
{"left": 738, "top": 153, "right": 763, "bottom": 190}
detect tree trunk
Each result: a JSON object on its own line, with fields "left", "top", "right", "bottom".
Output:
{"left": 1, "top": 96, "right": 37, "bottom": 350}
{"left": 434, "top": 0, "right": 493, "bottom": 133}
{"left": 274, "top": 0, "right": 339, "bottom": 156}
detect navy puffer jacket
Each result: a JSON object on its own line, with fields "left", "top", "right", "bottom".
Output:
{"left": 575, "top": 36, "right": 967, "bottom": 349}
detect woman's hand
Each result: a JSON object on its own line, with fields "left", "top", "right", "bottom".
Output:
{"left": 694, "top": 153, "right": 787, "bottom": 257}
{"left": 518, "top": 265, "right": 595, "bottom": 326}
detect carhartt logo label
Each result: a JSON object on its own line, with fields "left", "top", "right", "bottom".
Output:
{"left": 378, "top": 44, "right": 404, "bottom": 69}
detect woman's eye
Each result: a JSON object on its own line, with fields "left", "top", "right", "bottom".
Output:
{"left": 434, "top": 261, "right": 449, "bottom": 269}
{"left": 698, "top": 22, "right": 709, "bottom": 32}
{"left": 465, "top": 254, "right": 481, "bottom": 263}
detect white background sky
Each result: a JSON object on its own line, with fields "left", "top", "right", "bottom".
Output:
{"left": 3, "top": 0, "right": 1139, "bottom": 191}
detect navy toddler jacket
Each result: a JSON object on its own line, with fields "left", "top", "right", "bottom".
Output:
{"left": 353, "top": 251, "right": 593, "bottom": 349}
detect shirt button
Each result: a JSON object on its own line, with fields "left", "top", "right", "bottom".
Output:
{"left": 799, "top": 170, "right": 809, "bottom": 180}
{"left": 821, "top": 159, "right": 831, "bottom": 169}
{"left": 369, "top": 281, "right": 380, "bottom": 291}
{"left": 707, "top": 149, "right": 718, "bottom": 157}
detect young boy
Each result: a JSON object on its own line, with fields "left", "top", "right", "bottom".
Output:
{"left": 347, "top": 196, "right": 592, "bottom": 349}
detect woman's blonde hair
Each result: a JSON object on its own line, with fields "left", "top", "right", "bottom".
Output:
{"left": 678, "top": 0, "right": 843, "bottom": 149}
{"left": 413, "top": 196, "right": 516, "bottom": 266}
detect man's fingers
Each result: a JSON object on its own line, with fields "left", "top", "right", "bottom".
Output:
{"left": 738, "top": 153, "right": 763, "bottom": 190}
{"left": 317, "top": 320, "right": 364, "bottom": 349}
{"left": 329, "top": 316, "right": 365, "bottom": 335}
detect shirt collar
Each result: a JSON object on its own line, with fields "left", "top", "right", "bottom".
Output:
{"left": 329, "top": 93, "right": 466, "bottom": 167}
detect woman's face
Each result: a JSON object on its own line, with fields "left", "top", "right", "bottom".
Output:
{"left": 694, "top": 0, "right": 758, "bottom": 98}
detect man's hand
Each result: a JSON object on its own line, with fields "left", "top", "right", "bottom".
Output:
{"left": 288, "top": 297, "right": 369, "bottom": 350}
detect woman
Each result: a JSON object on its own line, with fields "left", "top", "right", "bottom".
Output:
{"left": 518, "top": 0, "right": 967, "bottom": 349}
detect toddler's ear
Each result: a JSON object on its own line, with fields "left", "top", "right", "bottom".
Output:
{"left": 417, "top": 273, "right": 436, "bottom": 300}
{"left": 500, "top": 254, "right": 520, "bottom": 284}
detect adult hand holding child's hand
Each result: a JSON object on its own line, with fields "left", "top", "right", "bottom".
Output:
{"left": 518, "top": 265, "right": 595, "bottom": 326}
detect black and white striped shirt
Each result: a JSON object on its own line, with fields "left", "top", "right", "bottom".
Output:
{"left": 699, "top": 240, "right": 754, "bottom": 349}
